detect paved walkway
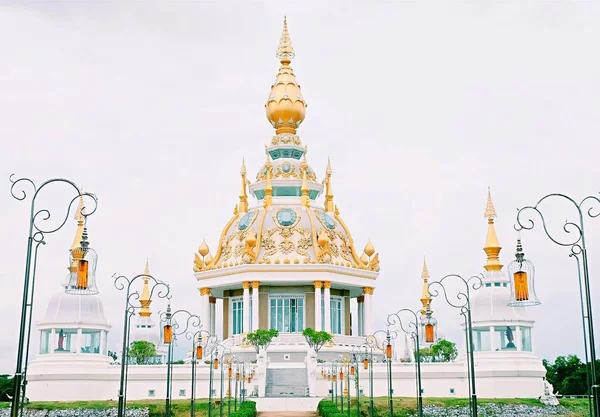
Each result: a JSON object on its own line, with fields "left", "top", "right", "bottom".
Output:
{"left": 258, "top": 413, "right": 317, "bottom": 417}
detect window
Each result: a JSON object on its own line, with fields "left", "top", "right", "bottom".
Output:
{"left": 148, "top": 390, "right": 155, "bottom": 397}
{"left": 485, "top": 283, "right": 492, "bottom": 288}
{"left": 521, "top": 327, "right": 532, "bottom": 352}
{"left": 494, "top": 282, "right": 501, "bottom": 287}
{"left": 54, "top": 329, "right": 78, "bottom": 353}
{"left": 81, "top": 330, "right": 101, "bottom": 354}
{"left": 40, "top": 330, "right": 51, "bottom": 354}
{"left": 269, "top": 295, "right": 304, "bottom": 333}
{"left": 450, "top": 388, "right": 455, "bottom": 394}
{"left": 179, "top": 389, "right": 186, "bottom": 397}
{"left": 473, "top": 328, "right": 491, "bottom": 351}
{"left": 231, "top": 297, "right": 244, "bottom": 335}
{"left": 321, "top": 296, "right": 345, "bottom": 334}
{"left": 495, "top": 326, "right": 517, "bottom": 350}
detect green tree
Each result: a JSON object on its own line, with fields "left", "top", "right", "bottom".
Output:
{"left": 128, "top": 340, "right": 157, "bottom": 365}
{"left": 302, "top": 328, "right": 333, "bottom": 353}
{"left": 542, "top": 355, "right": 598, "bottom": 396}
{"left": 415, "top": 347, "right": 433, "bottom": 362}
{"left": 0, "top": 374, "right": 14, "bottom": 402}
{"left": 431, "top": 339, "right": 458, "bottom": 362}
{"left": 244, "top": 329, "right": 279, "bottom": 353}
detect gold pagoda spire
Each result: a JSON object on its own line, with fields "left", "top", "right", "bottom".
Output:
{"left": 324, "top": 157, "right": 334, "bottom": 213}
{"left": 483, "top": 187, "right": 503, "bottom": 271}
{"left": 239, "top": 159, "right": 249, "bottom": 213}
{"left": 266, "top": 17, "right": 306, "bottom": 135}
{"left": 140, "top": 259, "right": 152, "bottom": 317}
{"left": 264, "top": 152, "right": 273, "bottom": 207}
{"left": 70, "top": 194, "right": 85, "bottom": 251}
{"left": 301, "top": 154, "right": 310, "bottom": 208}
{"left": 420, "top": 257, "right": 432, "bottom": 314}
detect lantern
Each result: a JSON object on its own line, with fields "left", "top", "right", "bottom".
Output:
{"left": 328, "top": 374, "right": 331, "bottom": 381}
{"left": 228, "top": 367, "right": 232, "bottom": 378}
{"left": 236, "top": 372, "right": 240, "bottom": 381}
{"left": 248, "top": 377, "right": 252, "bottom": 383}
{"left": 350, "top": 366, "right": 355, "bottom": 376}
{"left": 66, "top": 227, "right": 99, "bottom": 295}
{"left": 196, "top": 345, "right": 203, "bottom": 360}
{"left": 163, "top": 325, "right": 173, "bottom": 344}
{"left": 363, "top": 358, "right": 369, "bottom": 370}
{"left": 507, "top": 238, "right": 540, "bottom": 307}
{"left": 214, "top": 357, "right": 219, "bottom": 370}
{"left": 425, "top": 324, "right": 435, "bottom": 343}
{"left": 339, "top": 371, "right": 343, "bottom": 380}
{"left": 386, "top": 343, "right": 392, "bottom": 359}
{"left": 333, "top": 374, "right": 337, "bottom": 382}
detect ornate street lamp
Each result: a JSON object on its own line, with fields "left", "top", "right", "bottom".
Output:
{"left": 160, "top": 305, "right": 202, "bottom": 417}
{"left": 113, "top": 272, "right": 170, "bottom": 417}
{"left": 8, "top": 175, "right": 99, "bottom": 417}
{"left": 387, "top": 308, "right": 424, "bottom": 417}
{"left": 367, "top": 327, "right": 397, "bottom": 417}
{"left": 516, "top": 193, "right": 600, "bottom": 417}
{"left": 428, "top": 274, "right": 482, "bottom": 417}
{"left": 350, "top": 345, "right": 373, "bottom": 417}
{"left": 204, "top": 341, "right": 232, "bottom": 417}
{"left": 187, "top": 329, "right": 213, "bottom": 417}
{"left": 507, "top": 237, "right": 540, "bottom": 307}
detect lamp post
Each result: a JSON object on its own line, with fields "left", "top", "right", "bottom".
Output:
{"left": 205, "top": 341, "right": 232, "bottom": 417}
{"left": 350, "top": 346, "right": 368, "bottom": 417}
{"left": 9, "top": 175, "right": 99, "bottom": 417}
{"left": 367, "top": 327, "right": 397, "bottom": 417}
{"left": 353, "top": 344, "right": 374, "bottom": 417}
{"left": 516, "top": 193, "right": 600, "bottom": 417}
{"left": 428, "top": 274, "right": 482, "bottom": 417}
{"left": 160, "top": 305, "right": 202, "bottom": 417}
{"left": 113, "top": 273, "right": 170, "bottom": 417}
{"left": 340, "top": 353, "right": 352, "bottom": 416}
{"left": 387, "top": 308, "right": 425, "bottom": 417}
{"left": 186, "top": 329, "right": 212, "bottom": 417}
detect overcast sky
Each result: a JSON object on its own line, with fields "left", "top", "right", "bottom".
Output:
{"left": 1, "top": 1, "right": 600, "bottom": 374}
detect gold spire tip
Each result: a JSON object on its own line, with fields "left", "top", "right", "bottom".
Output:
{"left": 276, "top": 16, "right": 295, "bottom": 62}
{"left": 484, "top": 187, "right": 497, "bottom": 219}
{"left": 421, "top": 257, "right": 430, "bottom": 280}
{"left": 241, "top": 158, "right": 247, "bottom": 176}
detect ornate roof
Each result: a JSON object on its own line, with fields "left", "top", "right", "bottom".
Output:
{"left": 193, "top": 18, "right": 379, "bottom": 276}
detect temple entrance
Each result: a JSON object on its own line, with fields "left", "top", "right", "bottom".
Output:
{"left": 269, "top": 295, "right": 304, "bottom": 333}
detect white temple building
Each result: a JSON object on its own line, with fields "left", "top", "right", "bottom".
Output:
{"left": 25, "top": 19, "right": 546, "bottom": 405}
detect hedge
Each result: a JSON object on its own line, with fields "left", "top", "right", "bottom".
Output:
{"left": 318, "top": 399, "right": 343, "bottom": 417}
{"left": 230, "top": 401, "right": 257, "bottom": 417}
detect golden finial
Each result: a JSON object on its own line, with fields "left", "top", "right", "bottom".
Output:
{"left": 483, "top": 188, "right": 503, "bottom": 271}
{"left": 324, "top": 157, "right": 334, "bottom": 213}
{"left": 364, "top": 239, "right": 375, "bottom": 257}
{"left": 239, "top": 159, "right": 249, "bottom": 213}
{"left": 70, "top": 195, "right": 86, "bottom": 251}
{"left": 199, "top": 239, "right": 210, "bottom": 257}
{"left": 265, "top": 164, "right": 273, "bottom": 207}
{"left": 420, "top": 257, "right": 432, "bottom": 314}
{"left": 234, "top": 204, "right": 239, "bottom": 216}
{"left": 276, "top": 16, "right": 295, "bottom": 63}
{"left": 140, "top": 259, "right": 152, "bottom": 317}
{"left": 266, "top": 17, "right": 306, "bottom": 135}
{"left": 301, "top": 166, "right": 310, "bottom": 208}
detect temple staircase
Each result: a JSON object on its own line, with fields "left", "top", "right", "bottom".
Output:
{"left": 265, "top": 368, "right": 309, "bottom": 397}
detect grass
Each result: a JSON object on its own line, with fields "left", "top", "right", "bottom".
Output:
{"left": 0, "top": 397, "right": 592, "bottom": 416}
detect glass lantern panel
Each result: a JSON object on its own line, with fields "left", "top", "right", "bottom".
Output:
{"left": 66, "top": 247, "right": 99, "bottom": 295}
{"left": 472, "top": 327, "right": 491, "bottom": 351}
{"left": 81, "top": 330, "right": 101, "bottom": 354}
{"left": 40, "top": 330, "right": 51, "bottom": 354}
{"left": 521, "top": 327, "right": 532, "bottom": 351}
{"left": 496, "top": 326, "right": 518, "bottom": 350}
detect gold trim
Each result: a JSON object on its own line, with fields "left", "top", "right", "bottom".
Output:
{"left": 200, "top": 287, "right": 211, "bottom": 296}
{"left": 242, "top": 281, "right": 251, "bottom": 290}
{"left": 363, "top": 287, "right": 374, "bottom": 295}
{"left": 252, "top": 281, "right": 260, "bottom": 289}
{"left": 207, "top": 210, "right": 240, "bottom": 268}
{"left": 323, "top": 281, "right": 331, "bottom": 289}
{"left": 314, "top": 281, "right": 323, "bottom": 289}
{"left": 334, "top": 211, "right": 364, "bottom": 266}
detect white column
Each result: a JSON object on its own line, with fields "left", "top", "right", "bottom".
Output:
{"left": 252, "top": 281, "right": 260, "bottom": 331}
{"left": 357, "top": 296, "right": 364, "bottom": 336}
{"left": 516, "top": 326, "right": 522, "bottom": 351}
{"left": 324, "top": 282, "right": 331, "bottom": 333}
{"left": 243, "top": 282, "right": 250, "bottom": 333}
{"left": 100, "top": 330, "right": 106, "bottom": 355}
{"left": 489, "top": 326, "right": 496, "bottom": 351}
{"left": 314, "top": 281, "right": 322, "bottom": 331}
{"left": 363, "top": 287, "right": 373, "bottom": 336}
{"left": 76, "top": 328, "right": 83, "bottom": 354}
{"left": 50, "top": 328, "right": 56, "bottom": 354}
{"left": 200, "top": 288, "right": 211, "bottom": 334}
{"left": 210, "top": 297, "right": 216, "bottom": 335}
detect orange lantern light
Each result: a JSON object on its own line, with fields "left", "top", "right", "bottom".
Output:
{"left": 228, "top": 367, "right": 232, "bottom": 378}
{"left": 425, "top": 323, "right": 435, "bottom": 343}
{"left": 163, "top": 325, "right": 173, "bottom": 344}
{"left": 214, "top": 357, "right": 219, "bottom": 370}
{"left": 507, "top": 238, "right": 540, "bottom": 307}
{"left": 196, "top": 345, "right": 203, "bottom": 360}
{"left": 386, "top": 343, "right": 392, "bottom": 359}
{"left": 350, "top": 366, "right": 355, "bottom": 376}
{"left": 363, "top": 358, "right": 369, "bottom": 370}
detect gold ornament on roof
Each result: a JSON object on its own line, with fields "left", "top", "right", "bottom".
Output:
{"left": 483, "top": 187, "right": 503, "bottom": 271}
{"left": 199, "top": 240, "right": 210, "bottom": 257}
{"left": 266, "top": 17, "right": 306, "bottom": 135}
{"left": 324, "top": 157, "right": 334, "bottom": 213}
{"left": 140, "top": 259, "right": 152, "bottom": 317}
{"left": 364, "top": 239, "right": 375, "bottom": 257}
{"left": 239, "top": 159, "right": 249, "bottom": 213}
{"left": 420, "top": 257, "right": 432, "bottom": 314}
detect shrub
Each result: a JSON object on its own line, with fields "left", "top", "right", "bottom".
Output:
{"left": 231, "top": 401, "right": 257, "bottom": 417}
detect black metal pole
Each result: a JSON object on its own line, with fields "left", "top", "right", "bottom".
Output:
{"left": 117, "top": 305, "right": 131, "bottom": 416}
{"left": 191, "top": 340, "right": 197, "bottom": 417}
{"left": 355, "top": 359, "right": 360, "bottom": 417}
{"left": 346, "top": 363, "right": 351, "bottom": 417}
{"left": 466, "top": 308, "right": 477, "bottom": 417}
{"left": 208, "top": 352, "right": 214, "bottom": 417}
{"left": 415, "top": 332, "right": 423, "bottom": 417}
{"left": 369, "top": 351, "right": 374, "bottom": 417}
{"left": 220, "top": 357, "right": 224, "bottom": 417}
{"left": 581, "top": 249, "right": 600, "bottom": 417}
{"left": 166, "top": 341, "right": 173, "bottom": 417}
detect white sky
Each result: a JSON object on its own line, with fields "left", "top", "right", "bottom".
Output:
{"left": 1, "top": 1, "right": 600, "bottom": 373}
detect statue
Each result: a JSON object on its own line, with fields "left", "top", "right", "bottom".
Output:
{"left": 57, "top": 329, "right": 65, "bottom": 351}
{"left": 505, "top": 327, "right": 516, "bottom": 349}
{"left": 540, "top": 377, "right": 559, "bottom": 406}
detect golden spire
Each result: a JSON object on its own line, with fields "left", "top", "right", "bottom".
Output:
{"left": 265, "top": 17, "right": 306, "bottom": 135}
{"left": 324, "top": 157, "right": 334, "bottom": 213}
{"left": 420, "top": 257, "right": 432, "bottom": 314}
{"left": 483, "top": 187, "right": 503, "bottom": 271}
{"left": 301, "top": 151, "right": 309, "bottom": 207}
{"left": 265, "top": 152, "right": 273, "bottom": 207}
{"left": 70, "top": 195, "right": 85, "bottom": 251}
{"left": 239, "top": 159, "right": 249, "bottom": 213}
{"left": 140, "top": 259, "right": 152, "bottom": 317}
{"left": 364, "top": 239, "right": 375, "bottom": 257}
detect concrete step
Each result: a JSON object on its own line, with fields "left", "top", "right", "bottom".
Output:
{"left": 265, "top": 368, "right": 308, "bottom": 398}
